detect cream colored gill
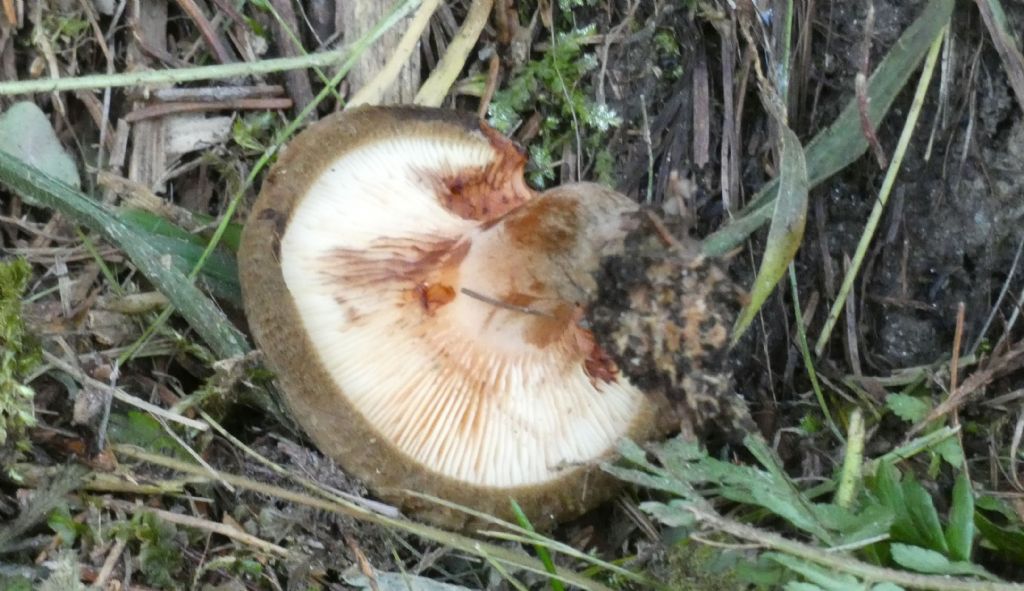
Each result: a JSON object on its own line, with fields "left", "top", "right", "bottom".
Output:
{"left": 280, "top": 135, "right": 648, "bottom": 488}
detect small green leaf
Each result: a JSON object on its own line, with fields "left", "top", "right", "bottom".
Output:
{"left": 933, "top": 436, "right": 964, "bottom": 468}
{"left": 733, "top": 123, "right": 808, "bottom": 340}
{"left": 945, "top": 473, "right": 975, "bottom": 561}
{"left": 832, "top": 503, "right": 895, "bottom": 547}
{"left": 47, "top": 505, "right": 82, "bottom": 546}
{"left": 885, "top": 393, "right": 931, "bottom": 423}
{"left": 132, "top": 512, "right": 184, "bottom": 588}
{"left": 871, "top": 462, "right": 915, "bottom": 543}
{"left": 902, "top": 476, "right": 948, "bottom": 553}
{"left": 889, "top": 543, "right": 992, "bottom": 578}
{"left": 640, "top": 500, "right": 696, "bottom": 528}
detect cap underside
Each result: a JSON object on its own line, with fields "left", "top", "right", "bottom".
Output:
{"left": 279, "top": 133, "right": 649, "bottom": 489}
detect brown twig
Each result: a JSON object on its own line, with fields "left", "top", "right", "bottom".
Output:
{"left": 346, "top": 534, "right": 380, "bottom": 591}
{"left": 347, "top": 0, "right": 443, "bottom": 108}
{"left": 124, "top": 98, "right": 293, "bottom": 122}
{"left": 268, "top": 0, "right": 315, "bottom": 112}
{"left": 93, "top": 538, "right": 127, "bottom": 589}
{"left": 911, "top": 340, "right": 1024, "bottom": 436}
{"left": 174, "top": 0, "right": 236, "bottom": 64}
{"left": 42, "top": 349, "right": 209, "bottom": 432}
{"left": 856, "top": 1, "right": 888, "bottom": 168}
{"left": 477, "top": 53, "right": 501, "bottom": 119}
{"left": 1, "top": 0, "right": 13, "bottom": 26}
{"left": 459, "top": 287, "right": 552, "bottom": 317}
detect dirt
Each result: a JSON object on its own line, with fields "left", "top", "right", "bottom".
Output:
{"left": 596, "top": 0, "right": 1024, "bottom": 427}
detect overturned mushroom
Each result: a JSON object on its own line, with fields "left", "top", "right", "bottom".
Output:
{"left": 239, "top": 106, "right": 740, "bottom": 528}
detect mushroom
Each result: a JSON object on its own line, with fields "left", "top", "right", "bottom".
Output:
{"left": 239, "top": 106, "right": 676, "bottom": 529}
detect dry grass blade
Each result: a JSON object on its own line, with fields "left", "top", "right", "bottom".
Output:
{"left": 974, "top": 0, "right": 1024, "bottom": 112}
{"left": 414, "top": 0, "right": 494, "bottom": 106}
{"left": 348, "top": 0, "right": 443, "bottom": 107}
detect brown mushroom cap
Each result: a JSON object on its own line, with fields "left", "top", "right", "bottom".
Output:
{"left": 239, "top": 106, "right": 668, "bottom": 529}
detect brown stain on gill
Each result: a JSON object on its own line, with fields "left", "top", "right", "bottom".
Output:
{"left": 435, "top": 122, "right": 535, "bottom": 223}
{"left": 320, "top": 238, "right": 470, "bottom": 317}
{"left": 502, "top": 197, "right": 580, "bottom": 256}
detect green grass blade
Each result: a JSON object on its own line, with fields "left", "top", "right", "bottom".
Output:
{"left": 945, "top": 473, "right": 975, "bottom": 562}
{"left": 732, "top": 122, "right": 807, "bottom": 340}
{"left": 510, "top": 499, "right": 565, "bottom": 591}
{"left": 701, "top": 0, "right": 954, "bottom": 257}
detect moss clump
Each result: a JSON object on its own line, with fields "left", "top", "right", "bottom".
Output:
{"left": 0, "top": 257, "right": 40, "bottom": 478}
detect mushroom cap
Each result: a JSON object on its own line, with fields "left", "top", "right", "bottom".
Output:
{"left": 239, "top": 106, "right": 667, "bottom": 529}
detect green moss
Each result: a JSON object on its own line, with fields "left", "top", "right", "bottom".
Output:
{"left": 0, "top": 257, "right": 39, "bottom": 478}
{"left": 667, "top": 541, "right": 747, "bottom": 590}
{"left": 488, "top": 23, "right": 622, "bottom": 188}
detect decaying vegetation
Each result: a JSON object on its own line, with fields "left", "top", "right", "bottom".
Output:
{"left": 2, "top": 0, "right": 1024, "bottom": 589}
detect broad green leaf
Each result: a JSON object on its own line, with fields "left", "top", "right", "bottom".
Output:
{"left": 945, "top": 473, "right": 975, "bottom": 561}
{"left": 601, "top": 464, "right": 688, "bottom": 498}
{"left": 0, "top": 102, "right": 80, "bottom": 188}
{"left": 902, "top": 475, "right": 948, "bottom": 553}
{"left": 871, "top": 584, "right": 905, "bottom": 591}
{"left": 885, "top": 393, "right": 931, "bottom": 423}
{"left": 748, "top": 483, "right": 832, "bottom": 544}
{"left": 732, "top": 123, "right": 807, "bottom": 340}
{"left": 889, "top": 543, "right": 993, "bottom": 578}
{"left": 744, "top": 435, "right": 833, "bottom": 543}
{"left": 702, "top": 0, "right": 955, "bottom": 256}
